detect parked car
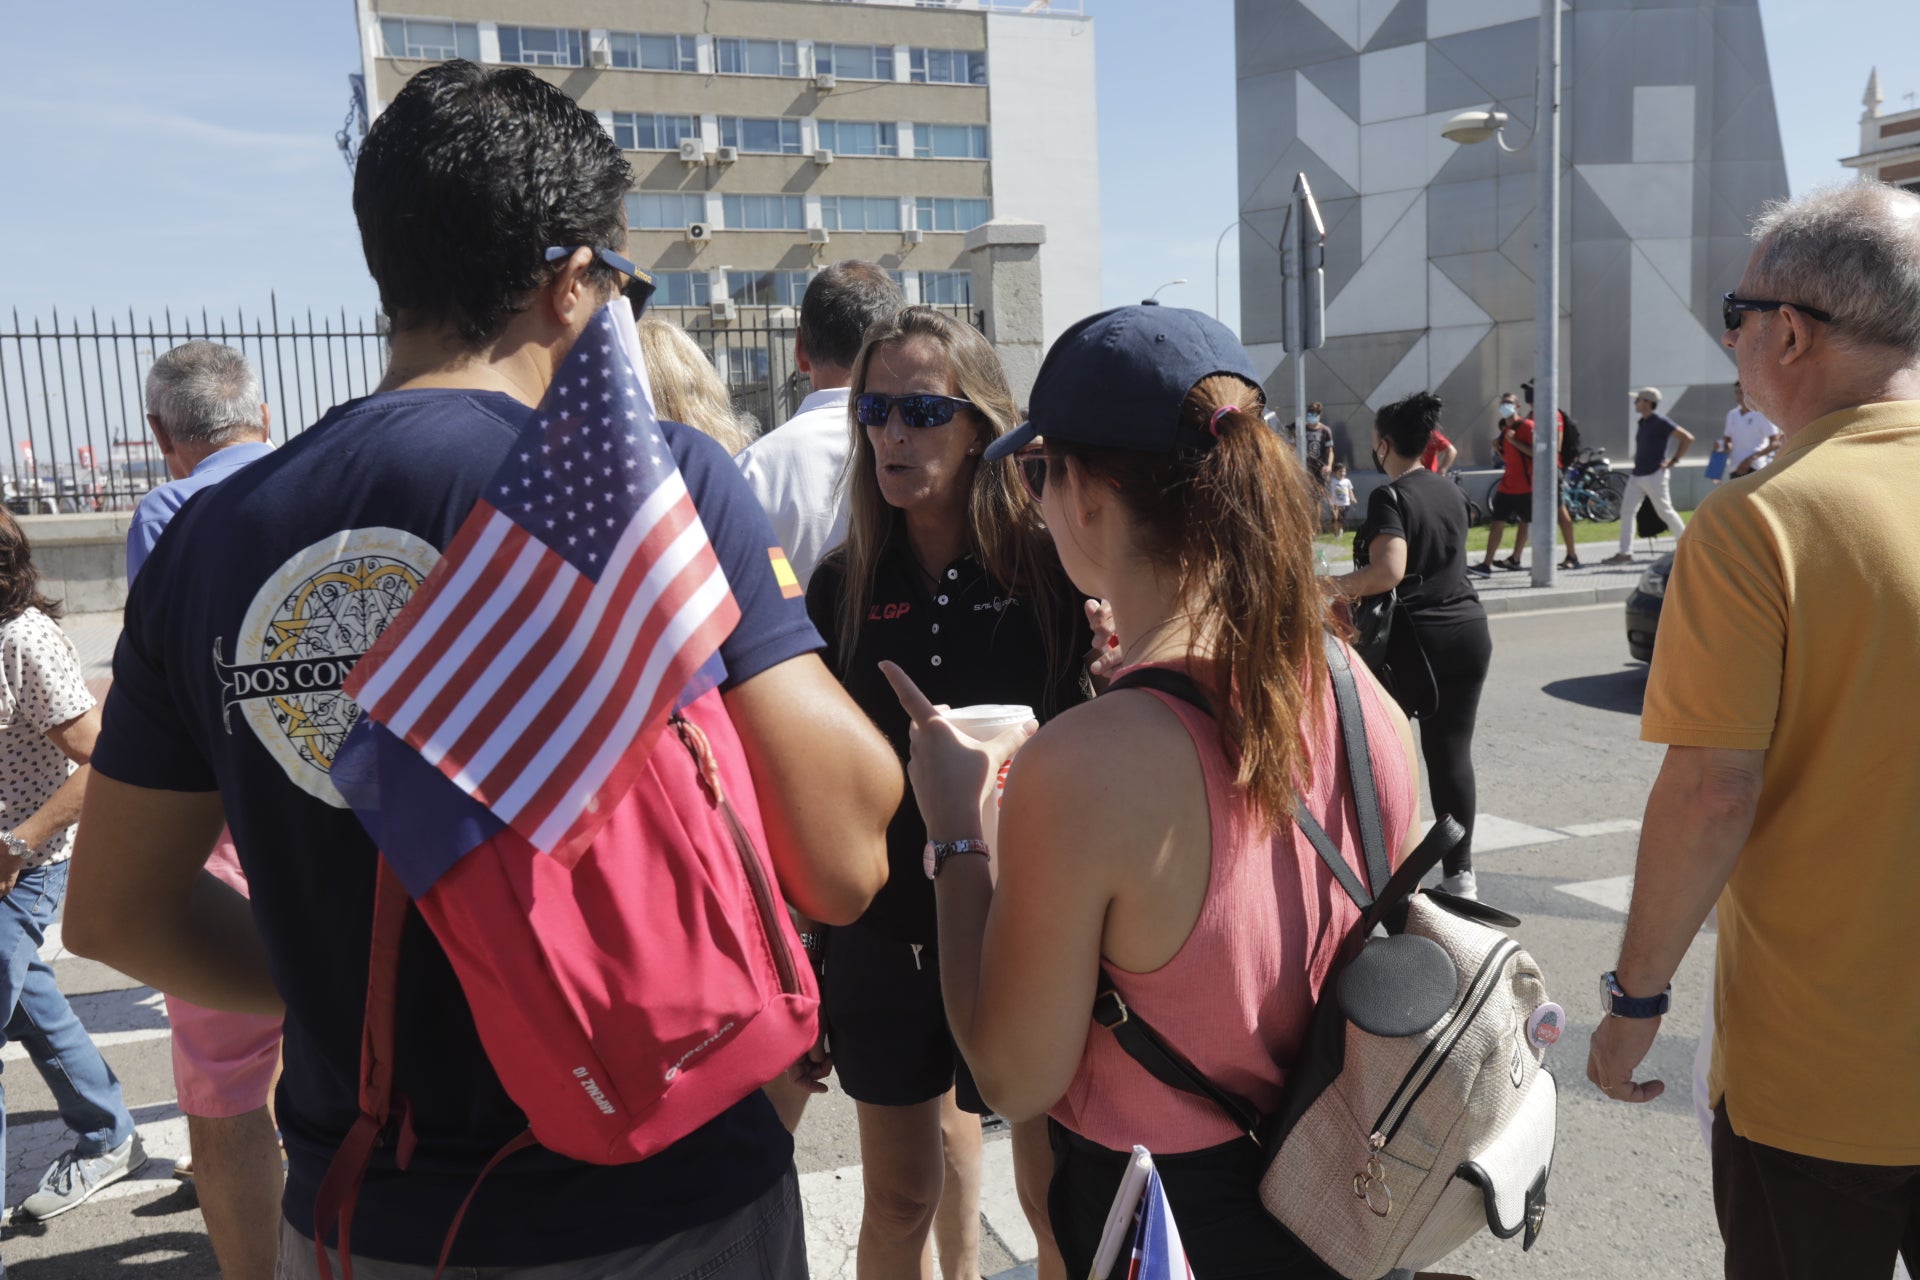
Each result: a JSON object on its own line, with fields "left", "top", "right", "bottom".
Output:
{"left": 1625, "top": 552, "right": 1674, "bottom": 662}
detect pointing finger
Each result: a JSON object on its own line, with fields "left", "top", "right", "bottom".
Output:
{"left": 879, "top": 660, "right": 940, "bottom": 729}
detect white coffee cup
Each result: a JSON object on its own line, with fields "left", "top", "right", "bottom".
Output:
{"left": 942, "top": 704, "right": 1035, "bottom": 846}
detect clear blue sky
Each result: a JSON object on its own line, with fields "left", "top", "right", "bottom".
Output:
{"left": 1, "top": 1, "right": 1913, "bottom": 334}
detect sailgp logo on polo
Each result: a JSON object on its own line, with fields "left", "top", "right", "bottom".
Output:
{"left": 571, "top": 1066, "right": 617, "bottom": 1115}
{"left": 662, "top": 1021, "right": 737, "bottom": 1082}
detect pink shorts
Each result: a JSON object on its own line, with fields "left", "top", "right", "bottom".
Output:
{"left": 167, "top": 830, "right": 283, "bottom": 1119}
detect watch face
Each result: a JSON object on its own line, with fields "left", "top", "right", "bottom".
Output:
{"left": 1599, "top": 973, "right": 1613, "bottom": 1017}
{"left": 923, "top": 841, "right": 937, "bottom": 880}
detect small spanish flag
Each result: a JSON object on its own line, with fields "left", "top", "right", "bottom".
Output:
{"left": 768, "top": 546, "right": 803, "bottom": 599}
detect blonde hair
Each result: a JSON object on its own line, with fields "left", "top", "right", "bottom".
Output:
{"left": 835, "top": 307, "right": 1074, "bottom": 701}
{"left": 637, "top": 313, "right": 754, "bottom": 455}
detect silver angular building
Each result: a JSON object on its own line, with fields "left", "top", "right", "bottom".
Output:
{"left": 1236, "top": 0, "right": 1790, "bottom": 463}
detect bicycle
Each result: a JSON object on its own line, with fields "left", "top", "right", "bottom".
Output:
{"left": 1562, "top": 448, "right": 1624, "bottom": 522}
{"left": 1450, "top": 472, "right": 1485, "bottom": 527}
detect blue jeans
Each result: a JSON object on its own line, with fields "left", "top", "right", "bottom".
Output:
{"left": 1, "top": 859, "right": 136, "bottom": 1198}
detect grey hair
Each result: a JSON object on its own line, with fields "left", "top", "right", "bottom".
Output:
{"left": 1749, "top": 182, "right": 1920, "bottom": 357}
{"left": 145, "top": 341, "right": 266, "bottom": 445}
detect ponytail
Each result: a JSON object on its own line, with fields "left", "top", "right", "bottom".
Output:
{"left": 1055, "top": 375, "right": 1327, "bottom": 825}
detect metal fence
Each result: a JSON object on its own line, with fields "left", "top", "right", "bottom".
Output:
{"left": 0, "top": 300, "right": 980, "bottom": 514}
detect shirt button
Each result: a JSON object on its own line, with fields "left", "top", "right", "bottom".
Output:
{"left": 930, "top": 655, "right": 943, "bottom": 667}
{"left": 946, "top": 568, "right": 958, "bottom": 580}
{"left": 937, "top": 594, "right": 949, "bottom": 606}
{"left": 931, "top": 623, "right": 941, "bottom": 635}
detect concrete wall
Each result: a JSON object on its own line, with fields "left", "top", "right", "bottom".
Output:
{"left": 21, "top": 515, "right": 129, "bottom": 616}
{"left": 1236, "top": 0, "right": 1790, "bottom": 470}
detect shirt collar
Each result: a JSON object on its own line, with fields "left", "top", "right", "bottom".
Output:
{"left": 189, "top": 441, "right": 275, "bottom": 477}
{"left": 796, "top": 386, "right": 850, "bottom": 415}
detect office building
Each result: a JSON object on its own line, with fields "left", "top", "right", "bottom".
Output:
{"left": 1843, "top": 69, "right": 1920, "bottom": 195}
{"left": 352, "top": 0, "right": 1098, "bottom": 353}
{"left": 1236, "top": 0, "right": 1789, "bottom": 458}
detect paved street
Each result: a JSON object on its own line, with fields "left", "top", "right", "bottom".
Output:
{"left": 4, "top": 598, "right": 1726, "bottom": 1278}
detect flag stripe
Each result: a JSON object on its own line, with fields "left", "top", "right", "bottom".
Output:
{"left": 345, "top": 505, "right": 509, "bottom": 708}
{"left": 479, "top": 508, "right": 716, "bottom": 817}
{"left": 349, "top": 513, "right": 515, "bottom": 713}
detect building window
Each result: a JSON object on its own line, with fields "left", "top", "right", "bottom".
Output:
{"left": 910, "top": 48, "right": 988, "bottom": 85}
{"left": 608, "top": 32, "right": 695, "bottom": 72}
{"left": 714, "top": 37, "right": 801, "bottom": 78}
{"left": 816, "top": 43, "right": 895, "bottom": 81}
{"left": 627, "top": 192, "right": 707, "bottom": 230}
{"left": 649, "top": 271, "right": 712, "bottom": 307}
{"left": 918, "top": 271, "right": 972, "bottom": 305}
{"left": 727, "top": 270, "right": 813, "bottom": 307}
{"left": 378, "top": 17, "right": 478, "bottom": 61}
{"left": 913, "top": 124, "right": 989, "bottom": 160}
{"left": 815, "top": 121, "right": 899, "bottom": 158}
{"left": 719, "top": 117, "right": 804, "bottom": 155}
{"left": 722, "top": 347, "right": 773, "bottom": 383}
{"left": 720, "top": 194, "right": 806, "bottom": 231}
{"left": 821, "top": 197, "right": 904, "bottom": 233}
{"left": 498, "top": 26, "right": 584, "bottom": 67}
{"left": 611, "top": 113, "right": 699, "bottom": 151}
{"left": 914, "top": 197, "right": 991, "bottom": 232}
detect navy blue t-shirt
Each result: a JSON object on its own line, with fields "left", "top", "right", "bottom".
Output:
{"left": 1633, "top": 412, "right": 1680, "bottom": 476}
{"left": 91, "top": 388, "right": 823, "bottom": 1266}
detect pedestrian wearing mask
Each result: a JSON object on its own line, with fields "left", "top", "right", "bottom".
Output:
{"left": 880, "top": 306, "right": 1420, "bottom": 1279}
{"left": 1301, "top": 401, "right": 1333, "bottom": 484}
{"left": 1471, "top": 393, "right": 1531, "bottom": 575}
{"left": 1332, "top": 391, "right": 1492, "bottom": 900}
{"left": 807, "top": 305, "right": 1104, "bottom": 1280}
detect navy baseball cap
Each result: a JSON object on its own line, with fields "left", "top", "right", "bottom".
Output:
{"left": 984, "top": 305, "right": 1263, "bottom": 463}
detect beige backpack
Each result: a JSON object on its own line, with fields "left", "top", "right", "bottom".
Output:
{"left": 1095, "top": 643, "right": 1559, "bottom": 1277}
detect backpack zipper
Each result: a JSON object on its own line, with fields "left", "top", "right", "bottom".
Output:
{"left": 673, "top": 714, "right": 802, "bottom": 996}
{"left": 1370, "top": 938, "right": 1519, "bottom": 1146}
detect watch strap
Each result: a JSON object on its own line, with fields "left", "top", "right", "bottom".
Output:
{"left": 928, "top": 838, "right": 988, "bottom": 878}
{"left": 1603, "top": 971, "right": 1670, "bottom": 1019}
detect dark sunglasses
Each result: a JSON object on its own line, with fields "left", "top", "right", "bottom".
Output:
{"left": 545, "top": 245, "right": 657, "bottom": 313}
{"left": 1722, "top": 292, "right": 1834, "bottom": 333}
{"left": 853, "top": 392, "right": 975, "bottom": 430}
{"left": 1017, "top": 449, "right": 1049, "bottom": 502}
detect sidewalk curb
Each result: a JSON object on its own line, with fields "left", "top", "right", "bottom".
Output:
{"left": 1479, "top": 584, "right": 1637, "bottom": 615}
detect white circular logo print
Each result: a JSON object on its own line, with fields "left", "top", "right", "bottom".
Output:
{"left": 215, "top": 528, "right": 438, "bottom": 807}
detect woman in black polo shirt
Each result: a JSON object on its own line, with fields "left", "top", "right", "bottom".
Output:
{"left": 806, "top": 305, "right": 1096, "bottom": 1280}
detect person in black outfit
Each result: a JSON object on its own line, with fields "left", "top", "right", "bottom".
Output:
{"left": 806, "top": 305, "right": 1101, "bottom": 1280}
{"left": 1332, "top": 391, "right": 1493, "bottom": 900}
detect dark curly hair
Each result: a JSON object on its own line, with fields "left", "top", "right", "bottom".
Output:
{"left": 353, "top": 61, "right": 634, "bottom": 348}
{"left": 1374, "top": 390, "right": 1444, "bottom": 460}
{"left": 0, "top": 510, "right": 62, "bottom": 625}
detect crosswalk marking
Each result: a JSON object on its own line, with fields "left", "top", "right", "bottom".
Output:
{"left": 1555, "top": 818, "right": 1643, "bottom": 839}
{"left": 1556, "top": 875, "right": 1634, "bottom": 914}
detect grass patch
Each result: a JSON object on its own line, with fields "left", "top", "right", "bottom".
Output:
{"left": 1320, "top": 510, "right": 1696, "bottom": 558}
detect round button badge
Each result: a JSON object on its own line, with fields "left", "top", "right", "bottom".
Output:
{"left": 1526, "top": 1002, "right": 1566, "bottom": 1051}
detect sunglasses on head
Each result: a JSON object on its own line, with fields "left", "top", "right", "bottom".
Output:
{"left": 853, "top": 392, "right": 975, "bottom": 430}
{"left": 545, "top": 245, "right": 657, "bottom": 314}
{"left": 1722, "top": 292, "right": 1834, "bottom": 333}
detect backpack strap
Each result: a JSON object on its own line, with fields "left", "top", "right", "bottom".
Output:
{"left": 313, "top": 857, "right": 416, "bottom": 1280}
{"left": 1092, "top": 972, "right": 1263, "bottom": 1143}
{"left": 1324, "top": 639, "right": 1393, "bottom": 899}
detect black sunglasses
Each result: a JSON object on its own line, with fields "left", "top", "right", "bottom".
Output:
{"left": 545, "top": 245, "right": 657, "bottom": 313}
{"left": 853, "top": 392, "right": 975, "bottom": 430}
{"left": 1017, "top": 449, "right": 1049, "bottom": 502}
{"left": 1722, "top": 292, "right": 1834, "bottom": 333}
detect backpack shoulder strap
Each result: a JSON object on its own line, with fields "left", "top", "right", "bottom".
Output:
{"left": 1105, "top": 664, "right": 1211, "bottom": 713}
{"left": 1324, "top": 637, "right": 1392, "bottom": 898}
{"left": 1092, "top": 971, "right": 1263, "bottom": 1142}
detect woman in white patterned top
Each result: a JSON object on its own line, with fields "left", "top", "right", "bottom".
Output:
{"left": 0, "top": 509, "right": 142, "bottom": 1220}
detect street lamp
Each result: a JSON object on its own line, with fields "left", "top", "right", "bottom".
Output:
{"left": 1148, "top": 277, "right": 1188, "bottom": 302}
{"left": 1441, "top": 0, "right": 1560, "bottom": 589}
{"left": 1214, "top": 219, "right": 1242, "bottom": 321}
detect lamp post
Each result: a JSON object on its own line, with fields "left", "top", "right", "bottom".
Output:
{"left": 1214, "top": 218, "right": 1241, "bottom": 321}
{"left": 1439, "top": 0, "right": 1561, "bottom": 589}
{"left": 1148, "top": 277, "right": 1188, "bottom": 302}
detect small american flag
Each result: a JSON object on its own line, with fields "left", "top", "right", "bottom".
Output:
{"left": 345, "top": 302, "right": 739, "bottom": 863}
{"left": 1127, "top": 1166, "right": 1193, "bottom": 1280}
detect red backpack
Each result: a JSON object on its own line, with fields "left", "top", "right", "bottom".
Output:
{"left": 314, "top": 686, "right": 818, "bottom": 1279}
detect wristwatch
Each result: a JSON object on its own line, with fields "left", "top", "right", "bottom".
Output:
{"left": 923, "top": 838, "right": 989, "bottom": 880}
{"left": 1599, "top": 970, "right": 1670, "bottom": 1019}
{"left": 0, "top": 831, "right": 30, "bottom": 861}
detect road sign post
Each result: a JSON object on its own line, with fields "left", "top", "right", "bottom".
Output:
{"left": 1280, "top": 174, "right": 1327, "bottom": 468}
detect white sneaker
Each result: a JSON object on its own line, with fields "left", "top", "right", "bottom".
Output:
{"left": 1438, "top": 870, "right": 1479, "bottom": 901}
{"left": 19, "top": 1134, "right": 147, "bottom": 1220}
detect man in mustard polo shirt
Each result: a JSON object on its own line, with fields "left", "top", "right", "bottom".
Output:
{"left": 1589, "top": 181, "right": 1920, "bottom": 1278}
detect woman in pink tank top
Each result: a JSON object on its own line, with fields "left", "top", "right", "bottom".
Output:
{"left": 882, "top": 306, "right": 1420, "bottom": 1279}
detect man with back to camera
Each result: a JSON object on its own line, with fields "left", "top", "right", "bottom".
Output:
{"left": 736, "top": 262, "right": 904, "bottom": 590}
{"left": 1603, "top": 387, "right": 1692, "bottom": 564}
{"left": 126, "top": 339, "right": 281, "bottom": 1280}
{"left": 1588, "top": 182, "right": 1920, "bottom": 1279}
{"left": 60, "top": 60, "right": 898, "bottom": 1278}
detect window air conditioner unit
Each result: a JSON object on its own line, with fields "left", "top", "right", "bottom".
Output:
{"left": 711, "top": 299, "right": 737, "bottom": 322}
{"left": 813, "top": 149, "right": 835, "bottom": 166}
{"left": 772, "top": 305, "right": 799, "bottom": 324}
{"left": 807, "top": 227, "right": 832, "bottom": 245}
{"left": 590, "top": 47, "right": 611, "bottom": 69}
{"left": 679, "top": 138, "right": 706, "bottom": 164}
{"left": 814, "top": 72, "right": 837, "bottom": 92}
{"left": 714, "top": 145, "right": 739, "bottom": 164}
{"left": 684, "top": 221, "right": 712, "bottom": 244}
{"left": 903, "top": 228, "right": 925, "bottom": 245}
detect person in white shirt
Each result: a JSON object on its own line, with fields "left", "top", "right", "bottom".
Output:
{"left": 737, "top": 262, "right": 905, "bottom": 588}
{"left": 1721, "top": 380, "right": 1781, "bottom": 477}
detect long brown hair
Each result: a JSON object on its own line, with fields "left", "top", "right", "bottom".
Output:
{"left": 0, "top": 510, "right": 62, "bottom": 625}
{"left": 1053, "top": 376, "right": 1326, "bottom": 825}
{"left": 835, "top": 306, "right": 1073, "bottom": 696}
